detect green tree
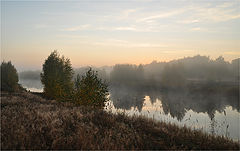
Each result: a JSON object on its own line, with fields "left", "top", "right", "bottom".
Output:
{"left": 74, "top": 68, "right": 109, "bottom": 109}
{"left": 1, "top": 61, "right": 19, "bottom": 92}
{"left": 40, "top": 50, "right": 74, "bottom": 100}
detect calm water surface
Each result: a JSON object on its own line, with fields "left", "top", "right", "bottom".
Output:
{"left": 106, "top": 96, "right": 239, "bottom": 141}
{"left": 19, "top": 80, "right": 240, "bottom": 141}
{"left": 19, "top": 79, "right": 43, "bottom": 92}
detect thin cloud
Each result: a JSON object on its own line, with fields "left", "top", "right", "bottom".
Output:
{"left": 114, "top": 26, "right": 137, "bottom": 31}
{"left": 34, "top": 24, "right": 49, "bottom": 29}
{"left": 61, "top": 24, "right": 91, "bottom": 31}
{"left": 112, "top": 8, "right": 142, "bottom": 21}
{"left": 174, "top": 2, "right": 240, "bottom": 26}
{"left": 93, "top": 39, "right": 167, "bottom": 48}
{"left": 191, "top": 2, "right": 240, "bottom": 22}
{"left": 97, "top": 25, "right": 160, "bottom": 32}
{"left": 122, "top": 9, "right": 138, "bottom": 18}
{"left": 56, "top": 34, "right": 88, "bottom": 39}
{"left": 137, "top": 9, "right": 186, "bottom": 22}
{"left": 190, "top": 27, "right": 203, "bottom": 31}
{"left": 217, "top": 2, "right": 235, "bottom": 8}
{"left": 177, "top": 19, "right": 200, "bottom": 24}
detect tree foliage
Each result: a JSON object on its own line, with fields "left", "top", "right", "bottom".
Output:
{"left": 161, "top": 63, "right": 186, "bottom": 89}
{"left": 110, "top": 64, "right": 144, "bottom": 87}
{"left": 41, "top": 51, "right": 109, "bottom": 109}
{"left": 40, "top": 50, "right": 74, "bottom": 100}
{"left": 1, "top": 61, "right": 19, "bottom": 92}
{"left": 74, "top": 68, "right": 109, "bottom": 109}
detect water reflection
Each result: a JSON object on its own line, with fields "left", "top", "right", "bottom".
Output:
{"left": 109, "top": 86, "right": 239, "bottom": 140}
{"left": 110, "top": 86, "right": 239, "bottom": 121}
{"left": 110, "top": 86, "right": 145, "bottom": 112}
{"left": 19, "top": 80, "right": 239, "bottom": 140}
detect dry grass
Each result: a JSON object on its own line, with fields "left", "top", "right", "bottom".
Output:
{"left": 1, "top": 91, "right": 239, "bottom": 150}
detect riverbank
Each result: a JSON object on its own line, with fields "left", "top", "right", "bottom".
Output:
{"left": 1, "top": 91, "right": 239, "bottom": 150}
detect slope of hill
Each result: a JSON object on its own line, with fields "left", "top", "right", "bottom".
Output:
{"left": 1, "top": 91, "right": 239, "bottom": 150}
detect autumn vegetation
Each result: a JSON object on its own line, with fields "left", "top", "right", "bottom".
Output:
{"left": 1, "top": 61, "right": 20, "bottom": 92}
{"left": 40, "top": 51, "right": 74, "bottom": 101}
{"left": 1, "top": 52, "right": 239, "bottom": 150}
{"left": 40, "top": 51, "right": 109, "bottom": 108}
{"left": 1, "top": 91, "right": 239, "bottom": 150}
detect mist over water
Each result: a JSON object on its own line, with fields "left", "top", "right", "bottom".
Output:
{"left": 18, "top": 70, "right": 43, "bottom": 92}
{"left": 19, "top": 78, "right": 239, "bottom": 141}
{"left": 19, "top": 79, "right": 43, "bottom": 92}
{"left": 18, "top": 55, "right": 240, "bottom": 141}
{"left": 108, "top": 86, "right": 239, "bottom": 141}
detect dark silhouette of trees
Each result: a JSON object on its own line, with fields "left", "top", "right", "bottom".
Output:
{"left": 210, "top": 56, "right": 231, "bottom": 81}
{"left": 40, "top": 50, "right": 74, "bottom": 100}
{"left": 1, "top": 61, "right": 19, "bottom": 92}
{"left": 232, "top": 58, "right": 240, "bottom": 82}
{"left": 143, "top": 55, "right": 235, "bottom": 85}
{"left": 161, "top": 63, "right": 186, "bottom": 89}
{"left": 74, "top": 68, "right": 109, "bottom": 109}
{"left": 110, "top": 64, "right": 144, "bottom": 87}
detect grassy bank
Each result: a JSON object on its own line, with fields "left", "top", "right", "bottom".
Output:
{"left": 1, "top": 91, "right": 239, "bottom": 150}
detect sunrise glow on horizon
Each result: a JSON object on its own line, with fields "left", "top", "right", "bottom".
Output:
{"left": 1, "top": 0, "right": 240, "bottom": 71}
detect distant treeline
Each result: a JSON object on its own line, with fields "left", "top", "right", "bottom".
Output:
{"left": 144, "top": 55, "right": 239, "bottom": 83}
{"left": 18, "top": 67, "right": 111, "bottom": 81}
{"left": 19, "top": 55, "right": 240, "bottom": 88}
{"left": 111, "top": 55, "right": 239, "bottom": 88}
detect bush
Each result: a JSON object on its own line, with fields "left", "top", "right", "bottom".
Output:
{"left": 74, "top": 68, "right": 109, "bottom": 109}
{"left": 1, "top": 61, "right": 19, "bottom": 92}
{"left": 40, "top": 51, "right": 74, "bottom": 101}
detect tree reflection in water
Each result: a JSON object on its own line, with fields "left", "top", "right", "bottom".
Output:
{"left": 110, "top": 85, "right": 146, "bottom": 112}
{"left": 110, "top": 85, "right": 239, "bottom": 122}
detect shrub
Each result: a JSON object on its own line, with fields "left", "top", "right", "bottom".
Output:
{"left": 40, "top": 51, "right": 74, "bottom": 101}
{"left": 74, "top": 68, "right": 109, "bottom": 109}
{"left": 1, "top": 61, "right": 19, "bottom": 92}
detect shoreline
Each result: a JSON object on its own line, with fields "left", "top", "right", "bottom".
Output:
{"left": 1, "top": 91, "right": 239, "bottom": 150}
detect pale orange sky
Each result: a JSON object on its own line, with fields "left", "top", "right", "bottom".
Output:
{"left": 1, "top": 1, "right": 240, "bottom": 71}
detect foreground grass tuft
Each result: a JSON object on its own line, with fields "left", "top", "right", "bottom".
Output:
{"left": 1, "top": 91, "right": 239, "bottom": 150}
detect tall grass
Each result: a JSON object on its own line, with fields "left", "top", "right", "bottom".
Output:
{"left": 1, "top": 91, "right": 239, "bottom": 150}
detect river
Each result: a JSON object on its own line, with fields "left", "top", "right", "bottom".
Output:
{"left": 19, "top": 79, "right": 240, "bottom": 141}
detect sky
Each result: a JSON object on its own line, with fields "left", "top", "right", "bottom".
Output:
{"left": 1, "top": 0, "right": 240, "bottom": 71}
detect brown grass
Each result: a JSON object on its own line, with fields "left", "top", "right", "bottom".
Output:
{"left": 1, "top": 91, "right": 239, "bottom": 150}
